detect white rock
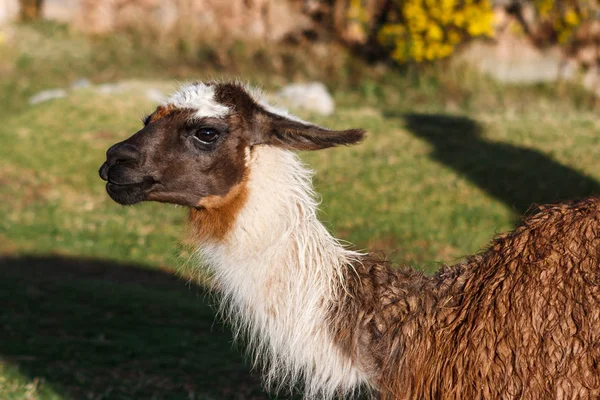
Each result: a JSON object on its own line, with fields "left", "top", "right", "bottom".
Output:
{"left": 461, "top": 37, "right": 567, "bottom": 84}
{"left": 28, "top": 89, "right": 68, "bottom": 105}
{"left": 276, "top": 82, "right": 335, "bottom": 116}
{"left": 96, "top": 83, "right": 123, "bottom": 94}
{"left": 71, "top": 78, "right": 92, "bottom": 89}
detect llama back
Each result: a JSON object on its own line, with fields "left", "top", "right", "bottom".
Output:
{"left": 335, "top": 197, "right": 600, "bottom": 399}
{"left": 403, "top": 197, "right": 600, "bottom": 399}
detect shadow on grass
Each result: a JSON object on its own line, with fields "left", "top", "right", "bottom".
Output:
{"left": 0, "top": 255, "right": 274, "bottom": 400}
{"left": 399, "top": 113, "right": 600, "bottom": 216}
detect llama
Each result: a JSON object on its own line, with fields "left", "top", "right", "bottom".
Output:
{"left": 99, "top": 81, "right": 600, "bottom": 399}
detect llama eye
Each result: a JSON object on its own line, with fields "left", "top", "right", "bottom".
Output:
{"left": 193, "top": 128, "right": 219, "bottom": 144}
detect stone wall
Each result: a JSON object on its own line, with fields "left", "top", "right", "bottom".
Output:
{"left": 36, "top": 0, "right": 312, "bottom": 43}
{"left": 42, "top": 0, "right": 79, "bottom": 22}
{"left": 0, "top": 0, "right": 19, "bottom": 23}
{"left": 459, "top": 6, "right": 600, "bottom": 96}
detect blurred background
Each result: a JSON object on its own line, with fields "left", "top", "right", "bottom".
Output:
{"left": 1, "top": 0, "right": 600, "bottom": 398}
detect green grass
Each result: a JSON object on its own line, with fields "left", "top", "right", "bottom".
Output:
{"left": 2, "top": 21, "right": 600, "bottom": 399}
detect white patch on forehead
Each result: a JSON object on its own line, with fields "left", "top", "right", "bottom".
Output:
{"left": 164, "top": 83, "right": 230, "bottom": 119}
{"left": 165, "top": 81, "right": 313, "bottom": 127}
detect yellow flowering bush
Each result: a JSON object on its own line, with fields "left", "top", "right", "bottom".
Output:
{"left": 532, "top": 0, "right": 597, "bottom": 44}
{"left": 347, "top": 0, "right": 494, "bottom": 63}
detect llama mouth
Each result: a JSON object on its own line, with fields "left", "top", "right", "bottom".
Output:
{"left": 106, "top": 175, "right": 158, "bottom": 190}
{"left": 106, "top": 181, "right": 144, "bottom": 187}
{"left": 105, "top": 177, "right": 157, "bottom": 205}
{"left": 105, "top": 182, "right": 147, "bottom": 205}
{"left": 107, "top": 181, "right": 144, "bottom": 187}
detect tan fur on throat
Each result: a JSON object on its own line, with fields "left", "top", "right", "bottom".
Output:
{"left": 188, "top": 179, "right": 249, "bottom": 242}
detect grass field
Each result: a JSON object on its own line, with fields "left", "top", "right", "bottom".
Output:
{"left": 2, "top": 22, "right": 600, "bottom": 399}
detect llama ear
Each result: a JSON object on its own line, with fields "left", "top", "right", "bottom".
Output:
{"left": 256, "top": 113, "right": 366, "bottom": 151}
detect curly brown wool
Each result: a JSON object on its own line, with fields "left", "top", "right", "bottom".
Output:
{"left": 331, "top": 197, "right": 600, "bottom": 399}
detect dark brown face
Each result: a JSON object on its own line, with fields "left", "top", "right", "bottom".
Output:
{"left": 99, "top": 82, "right": 366, "bottom": 208}
{"left": 99, "top": 108, "right": 249, "bottom": 207}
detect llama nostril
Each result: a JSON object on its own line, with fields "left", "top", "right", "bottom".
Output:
{"left": 106, "top": 143, "right": 140, "bottom": 166}
{"left": 99, "top": 162, "right": 109, "bottom": 181}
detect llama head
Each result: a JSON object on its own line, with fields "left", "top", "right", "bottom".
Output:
{"left": 99, "top": 81, "right": 365, "bottom": 208}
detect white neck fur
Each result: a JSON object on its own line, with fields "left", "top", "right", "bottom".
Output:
{"left": 196, "top": 146, "right": 369, "bottom": 398}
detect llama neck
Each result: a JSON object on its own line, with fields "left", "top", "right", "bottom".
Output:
{"left": 195, "top": 147, "right": 369, "bottom": 398}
